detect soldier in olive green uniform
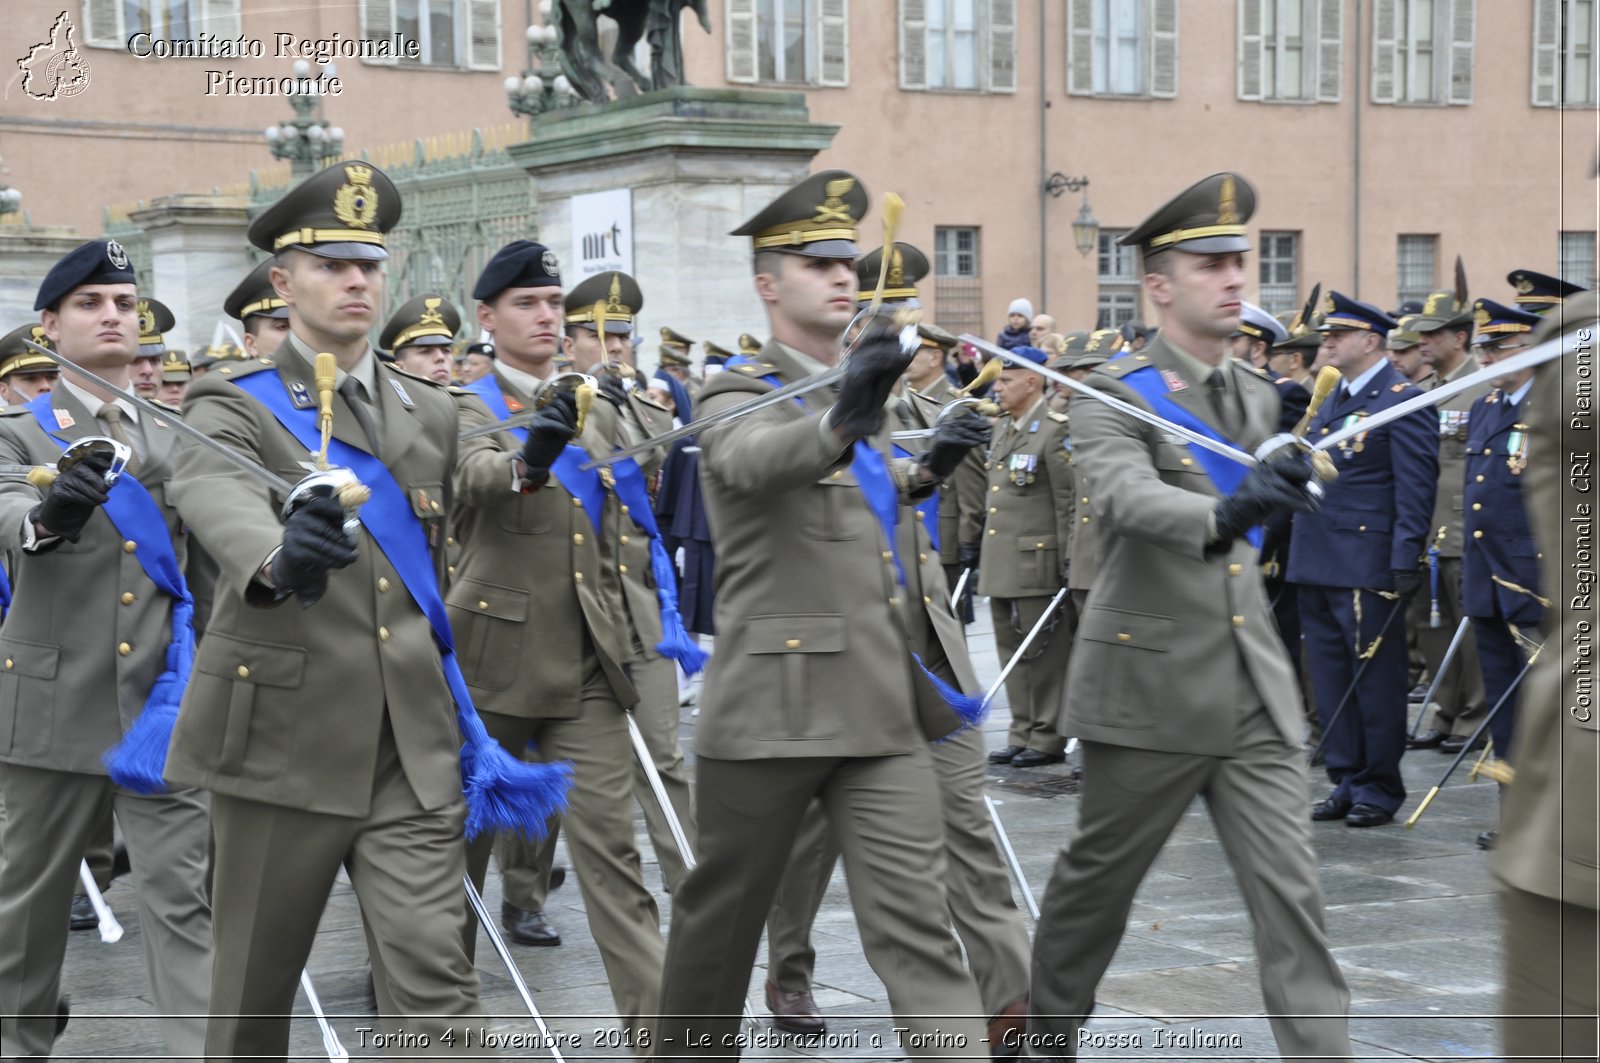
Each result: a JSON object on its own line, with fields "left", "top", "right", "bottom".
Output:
{"left": 1055, "top": 334, "right": 1117, "bottom": 616}
{"left": 1404, "top": 289, "right": 1489, "bottom": 751}
{"left": 0, "top": 239, "right": 213, "bottom": 1059}
{"left": 454, "top": 244, "right": 666, "bottom": 1043}
{"left": 657, "top": 327, "right": 699, "bottom": 398}
{"left": 1496, "top": 292, "right": 1597, "bottom": 1063}
{"left": 981, "top": 345, "right": 1077, "bottom": 767}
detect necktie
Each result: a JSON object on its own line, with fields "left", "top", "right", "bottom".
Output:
{"left": 338, "top": 376, "right": 382, "bottom": 457}
{"left": 98, "top": 403, "right": 140, "bottom": 474}
{"left": 1206, "top": 370, "right": 1241, "bottom": 438}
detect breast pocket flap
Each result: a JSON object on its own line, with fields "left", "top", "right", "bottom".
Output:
{"left": 746, "top": 615, "right": 846, "bottom": 654}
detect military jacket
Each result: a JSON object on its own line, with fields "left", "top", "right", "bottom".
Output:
{"left": 1424, "top": 355, "right": 1488, "bottom": 557}
{"left": 1460, "top": 388, "right": 1543, "bottom": 626}
{"left": 448, "top": 367, "right": 637, "bottom": 718}
{"left": 1065, "top": 337, "right": 1303, "bottom": 754}
{"left": 1286, "top": 361, "right": 1440, "bottom": 589}
{"left": 166, "top": 343, "right": 467, "bottom": 817}
{"left": 0, "top": 387, "right": 186, "bottom": 774}
{"left": 977, "top": 397, "right": 1075, "bottom": 599}
{"left": 692, "top": 341, "right": 955, "bottom": 758}
{"left": 899, "top": 385, "right": 986, "bottom": 567}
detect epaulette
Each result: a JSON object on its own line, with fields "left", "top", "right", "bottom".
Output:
{"left": 1047, "top": 410, "right": 1069, "bottom": 423}
{"left": 447, "top": 385, "right": 471, "bottom": 396}
{"left": 207, "top": 357, "right": 279, "bottom": 380}
{"left": 1236, "top": 360, "right": 1272, "bottom": 380}
{"left": 0, "top": 404, "right": 34, "bottom": 418}
{"left": 909, "top": 389, "right": 944, "bottom": 410}
{"left": 733, "top": 361, "right": 777, "bottom": 376}
{"left": 1097, "top": 360, "right": 1133, "bottom": 377}
{"left": 382, "top": 363, "right": 448, "bottom": 388}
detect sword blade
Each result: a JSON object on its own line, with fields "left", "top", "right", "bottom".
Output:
{"left": 959, "top": 335, "right": 1260, "bottom": 468}
{"left": 23, "top": 339, "right": 295, "bottom": 496}
{"left": 1314, "top": 330, "right": 1577, "bottom": 453}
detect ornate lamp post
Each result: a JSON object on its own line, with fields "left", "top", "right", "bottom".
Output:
{"left": 264, "top": 60, "right": 346, "bottom": 179}
{"left": 1045, "top": 172, "right": 1100, "bottom": 257}
{"left": 506, "top": 0, "right": 581, "bottom": 117}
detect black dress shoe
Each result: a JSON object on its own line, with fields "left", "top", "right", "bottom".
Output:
{"left": 1439, "top": 733, "right": 1487, "bottom": 755}
{"left": 765, "top": 980, "right": 825, "bottom": 1036}
{"left": 1311, "top": 796, "right": 1351, "bottom": 821}
{"left": 1408, "top": 681, "right": 1430, "bottom": 703}
{"left": 987, "top": 745, "right": 1025, "bottom": 765}
{"left": 1407, "top": 729, "right": 1448, "bottom": 750}
{"left": 501, "top": 902, "right": 560, "bottom": 946}
{"left": 69, "top": 894, "right": 97, "bottom": 931}
{"left": 1345, "top": 803, "right": 1394, "bottom": 828}
{"left": 1011, "top": 749, "right": 1066, "bottom": 768}
{"left": 548, "top": 865, "right": 566, "bottom": 892}
{"left": 1477, "top": 830, "right": 1498, "bottom": 851}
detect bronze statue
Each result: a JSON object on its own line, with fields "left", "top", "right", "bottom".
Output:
{"left": 557, "top": 0, "right": 712, "bottom": 103}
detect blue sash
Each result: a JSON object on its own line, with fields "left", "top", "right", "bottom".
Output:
{"left": 725, "top": 357, "right": 981, "bottom": 726}
{"left": 1114, "top": 363, "right": 1263, "bottom": 549}
{"left": 893, "top": 443, "right": 941, "bottom": 553}
{"left": 463, "top": 376, "right": 603, "bottom": 533}
{"left": 465, "top": 375, "right": 706, "bottom": 672}
{"left": 232, "top": 369, "right": 570, "bottom": 840}
{"left": 25, "top": 395, "right": 194, "bottom": 792}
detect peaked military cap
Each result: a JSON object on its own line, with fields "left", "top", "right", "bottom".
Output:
{"left": 1235, "top": 300, "right": 1288, "bottom": 345}
{"left": 225, "top": 259, "right": 288, "bottom": 322}
{"left": 0, "top": 324, "right": 59, "bottom": 379}
{"left": 1120, "top": 172, "right": 1256, "bottom": 256}
{"left": 1317, "top": 291, "right": 1396, "bottom": 336}
{"left": 738, "top": 333, "right": 762, "bottom": 356}
{"left": 35, "top": 239, "right": 136, "bottom": 311}
{"left": 855, "top": 242, "right": 929, "bottom": 307}
{"left": 161, "top": 352, "right": 192, "bottom": 382}
{"left": 1274, "top": 309, "right": 1322, "bottom": 350}
{"left": 1081, "top": 328, "right": 1124, "bottom": 362}
{"left": 660, "top": 326, "right": 695, "bottom": 351}
{"left": 915, "top": 322, "right": 959, "bottom": 351}
{"left": 1385, "top": 321, "right": 1423, "bottom": 351}
{"left": 1470, "top": 298, "right": 1542, "bottom": 344}
{"left": 137, "top": 298, "right": 176, "bottom": 355}
{"left": 732, "top": 169, "right": 867, "bottom": 259}
{"left": 1407, "top": 288, "right": 1473, "bottom": 333}
{"left": 701, "top": 340, "right": 736, "bottom": 362}
{"left": 380, "top": 293, "right": 461, "bottom": 352}
{"left": 1390, "top": 298, "right": 1424, "bottom": 319}
{"left": 565, "top": 272, "right": 642, "bottom": 335}
{"left": 1530, "top": 290, "right": 1600, "bottom": 345}
{"left": 1507, "top": 268, "right": 1587, "bottom": 313}
{"left": 249, "top": 161, "right": 399, "bottom": 261}
{"left": 474, "top": 240, "right": 561, "bottom": 301}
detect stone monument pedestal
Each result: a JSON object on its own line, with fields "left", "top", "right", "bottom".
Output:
{"left": 129, "top": 195, "right": 254, "bottom": 355}
{"left": 511, "top": 87, "right": 839, "bottom": 371}
{"left": 0, "top": 223, "right": 84, "bottom": 328}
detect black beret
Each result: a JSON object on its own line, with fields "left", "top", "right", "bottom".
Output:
{"left": 473, "top": 240, "right": 562, "bottom": 301}
{"left": 36, "top": 239, "right": 137, "bottom": 311}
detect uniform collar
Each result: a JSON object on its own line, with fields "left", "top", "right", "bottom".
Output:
{"left": 1507, "top": 378, "right": 1534, "bottom": 407}
{"left": 777, "top": 341, "right": 833, "bottom": 379}
{"left": 493, "top": 357, "right": 551, "bottom": 399}
{"left": 60, "top": 374, "right": 139, "bottom": 424}
{"left": 1008, "top": 395, "right": 1048, "bottom": 429}
{"left": 1343, "top": 357, "right": 1387, "bottom": 396}
{"left": 1164, "top": 338, "right": 1232, "bottom": 393}
{"left": 284, "top": 332, "right": 378, "bottom": 403}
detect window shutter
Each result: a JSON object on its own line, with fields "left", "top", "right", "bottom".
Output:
{"left": 198, "top": 0, "right": 242, "bottom": 39}
{"left": 1446, "top": 0, "right": 1474, "bottom": 104}
{"left": 819, "top": 0, "right": 849, "bottom": 86}
{"left": 725, "top": 0, "right": 758, "bottom": 82}
{"left": 359, "top": 0, "right": 399, "bottom": 65}
{"left": 1237, "top": 0, "right": 1264, "bottom": 100}
{"left": 989, "top": 0, "right": 1017, "bottom": 92}
{"left": 1067, "top": 0, "right": 1094, "bottom": 95}
{"left": 1531, "top": 0, "right": 1559, "bottom": 106}
{"left": 900, "top": 0, "right": 928, "bottom": 90}
{"left": 1316, "top": 0, "right": 1343, "bottom": 101}
{"left": 80, "top": 0, "right": 124, "bottom": 49}
{"left": 1369, "top": 0, "right": 1397, "bottom": 103}
{"left": 466, "top": 0, "right": 501, "bottom": 71}
{"left": 1149, "top": 0, "right": 1179, "bottom": 98}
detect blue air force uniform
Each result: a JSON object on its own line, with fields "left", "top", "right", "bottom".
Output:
{"left": 1287, "top": 294, "right": 1440, "bottom": 820}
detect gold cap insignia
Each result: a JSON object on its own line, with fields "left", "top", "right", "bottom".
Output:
{"left": 1514, "top": 276, "right": 1534, "bottom": 294}
{"left": 333, "top": 165, "right": 379, "bottom": 230}
{"left": 137, "top": 301, "right": 155, "bottom": 336}
{"left": 1474, "top": 305, "right": 1490, "bottom": 327}
{"left": 1324, "top": 294, "right": 1337, "bottom": 314}
{"left": 814, "top": 178, "right": 857, "bottom": 225}
{"left": 1217, "top": 175, "right": 1239, "bottom": 226}
{"left": 1423, "top": 291, "right": 1451, "bottom": 316}
{"left": 887, "top": 248, "right": 905, "bottom": 288}
{"left": 419, "top": 297, "right": 445, "bottom": 327}
{"left": 605, "top": 274, "right": 628, "bottom": 316}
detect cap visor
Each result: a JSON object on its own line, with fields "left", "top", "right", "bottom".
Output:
{"left": 775, "top": 240, "right": 860, "bottom": 260}
{"left": 299, "top": 242, "right": 389, "bottom": 262}
{"left": 1174, "top": 235, "right": 1252, "bottom": 254}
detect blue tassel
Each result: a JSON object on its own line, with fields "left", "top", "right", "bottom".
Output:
{"left": 914, "top": 653, "right": 987, "bottom": 729}
{"left": 104, "top": 599, "right": 195, "bottom": 793}
{"left": 648, "top": 537, "right": 709, "bottom": 675}
{"left": 456, "top": 707, "right": 572, "bottom": 842}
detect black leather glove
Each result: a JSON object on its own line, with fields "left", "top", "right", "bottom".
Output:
{"left": 30, "top": 455, "right": 113, "bottom": 543}
{"left": 958, "top": 541, "right": 981, "bottom": 569}
{"left": 1212, "top": 455, "right": 1318, "bottom": 548}
{"left": 923, "top": 414, "right": 990, "bottom": 480}
{"left": 597, "top": 374, "right": 629, "bottom": 410}
{"left": 274, "top": 493, "right": 358, "bottom": 607}
{"left": 1391, "top": 567, "right": 1425, "bottom": 600}
{"left": 831, "top": 321, "right": 916, "bottom": 441}
{"left": 520, "top": 391, "right": 579, "bottom": 478}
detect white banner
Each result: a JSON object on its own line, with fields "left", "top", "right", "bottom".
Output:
{"left": 569, "top": 188, "right": 634, "bottom": 280}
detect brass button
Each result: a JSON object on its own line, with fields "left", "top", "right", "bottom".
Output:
{"left": 1232, "top": 615, "right": 1245, "bottom": 628}
{"left": 1472, "top": 502, "right": 1482, "bottom": 511}
{"left": 1081, "top": 516, "right": 1090, "bottom": 524}
{"left": 430, "top": 500, "right": 443, "bottom": 513}
{"left": 882, "top": 551, "right": 893, "bottom": 561}
{"left": 1081, "top": 497, "right": 1089, "bottom": 504}
{"left": 4, "top": 659, "right": 11, "bottom": 670}
{"left": 619, "top": 535, "right": 629, "bottom": 545}
{"left": 118, "top": 642, "right": 132, "bottom": 656}
{"left": 447, "top": 565, "right": 457, "bottom": 576}
{"left": 446, "top": 536, "right": 456, "bottom": 547}
{"left": 988, "top": 528, "right": 997, "bottom": 536}
{"left": 237, "top": 665, "right": 250, "bottom": 679}
{"left": 923, "top": 595, "right": 932, "bottom": 604}
{"left": 120, "top": 591, "right": 136, "bottom": 605}
{"left": 571, "top": 497, "right": 583, "bottom": 507}
{"left": 575, "top": 571, "right": 584, "bottom": 583}
{"left": 1358, "top": 525, "right": 1367, "bottom": 531}
{"left": 831, "top": 470, "right": 843, "bottom": 480}
{"left": 1035, "top": 541, "right": 1045, "bottom": 549}
{"left": 785, "top": 638, "right": 802, "bottom": 649}
{"left": 918, "top": 552, "right": 927, "bottom": 562}
{"left": 1475, "top": 475, "right": 1485, "bottom": 483}
{"left": 478, "top": 600, "right": 489, "bottom": 609}
{"left": 888, "top": 596, "right": 900, "bottom": 607}
{"left": 620, "top": 504, "right": 630, "bottom": 515}
{"left": 620, "top": 564, "right": 629, "bottom": 574}
{"left": 378, "top": 577, "right": 390, "bottom": 592}
{"left": 991, "top": 484, "right": 1000, "bottom": 493}
{"left": 1319, "top": 427, "right": 1329, "bottom": 435}
{"left": 378, "top": 626, "right": 390, "bottom": 642}
{"left": 1117, "top": 632, "right": 1131, "bottom": 642}
{"left": 573, "top": 533, "right": 585, "bottom": 545}
{"left": 1228, "top": 564, "right": 1242, "bottom": 576}
{"left": 984, "top": 462, "right": 993, "bottom": 471}
{"left": 1473, "top": 530, "right": 1484, "bottom": 539}
{"left": 123, "top": 540, "right": 138, "bottom": 553}
{"left": 1181, "top": 458, "right": 1194, "bottom": 466}
{"left": 989, "top": 506, "right": 998, "bottom": 514}
{"left": 1482, "top": 448, "right": 1492, "bottom": 455}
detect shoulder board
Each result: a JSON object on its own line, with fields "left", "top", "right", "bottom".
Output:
{"left": 733, "top": 361, "right": 777, "bottom": 375}
{"left": 909, "top": 389, "right": 944, "bottom": 410}
{"left": 1047, "top": 410, "right": 1069, "bottom": 423}
{"left": 1095, "top": 360, "right": 1133, "bottom": 377}
{"left": 208, "top": 357, "right": 278, "bottom": 380}
{"left": 1236, "top": 361, "right": 1271, "bottom": 380}
{"left": 382, "top": 364, "right": 447, "bottom": 388}
{"left": 0, "top": 404, "right": 35, "bottom": 418}
{"left": 446, "top": 385, "right": 472, "bottom": 396}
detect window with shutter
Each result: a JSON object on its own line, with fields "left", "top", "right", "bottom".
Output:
{"left": 1561, "top": 0, "right": 1599, "bottom": 105}
{"left": 1370, "top": 0, "right": 1398, "bottom": 102}
{"left": 1257, "top": 232, "right": 1299, "bottom": 314}
{"left": 1531, "top": 0, "right": 1560, "bottom": 105}
{"left": 1559, "top": 231, "right": 1598, "bottom": 289}
{"left": 360, "top": 0, "right": 400, "bottom": 65}
{"left": 1149, "top": 0, "right": 1178, "bottom": 97}
{"left": 755, "top": 0, "right": 816, "bottom": 84}
{"left": 87, "top": 0, "right": 240, "bottom": 48}
{"left": 1376, "top": 0, "right": 1474, "bottom": 105}
{"left": 81, "top": 0, "right": 126, "bottom": 48}
{"left": 1396, "top": 234, "right": 1438, "bottom": 305}
{"left": 989, "top": 0, "right": 1016, "bottom": 92}
{"left": 1447, "top": 0, "right": 1474, "bottom": 103}
{"left": 1066, "top": 0, "right": 1095, "bottom": 94}
{"left": 198, "top": 0, "right": 242, "bottom": 39}
{"left": 726, "top": 0, "right": 759, "bottom": 82}
{"left": 1097, "top": 229, "right": 1141, "bottom": 330}
{"left": 1316, "top": 0, "right": 1342, "bottom": 101}
{"left": 1245, "top": 0, "right": 1339, "bottom": 103}
{"left": 818, "top": 0, "right": 848, "bottom": 86}
{"left": 1238, "top": 0, "right": 1265, "bottom": 100}
{"left": 466, "top": 0, "right": 501, "bottom": 70}
{"left": 901, "top": 0, "right": 929, "bottom": 89}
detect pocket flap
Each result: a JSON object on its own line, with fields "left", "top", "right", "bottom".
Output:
{"left": 0, "top": 638, "right": 59, "bottom": 680}
{"left": 1016, "top": 534, "right": 1058, "bottom": 553}
{"left": 198, "top": 632, "right": 306, "bottom": 688}
{"left": 447, "top": 577, "right": 529, "bottom": 622}
{"left": 1330, "top": 509, "right": 1393, "bottom": 534}
{"left": 746, "top": 615, "right": 846, "bottom": 654}
{"left": 1077, "top": 607, "right": 1174, "bottom": 652}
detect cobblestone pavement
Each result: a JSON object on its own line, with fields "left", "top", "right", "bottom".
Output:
{"left": 51, "top": 608, "right": 1507, "bottom": 1061}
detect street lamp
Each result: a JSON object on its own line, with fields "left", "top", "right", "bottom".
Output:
{"left": 264, "top": 60, "right": 346, "bottom": 179}
{"left": 1045, "top": 172, "right": 1099, "bottom": 258}
{"left": 507, "top": 1, "right": 581, "bottom": 117}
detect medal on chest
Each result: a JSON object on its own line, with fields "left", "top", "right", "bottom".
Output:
{"left": 1506, "top": 425, "right": 1528, "bottom": 476}
{"left": 1339, "top": 411, "right": 1370, "bottom": 456}
{"left": 1439, "top": 409, "right": 1469, "bottom": 440}
{"left": 1008, "top": 452, "right": 1037, "bottom": 485}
